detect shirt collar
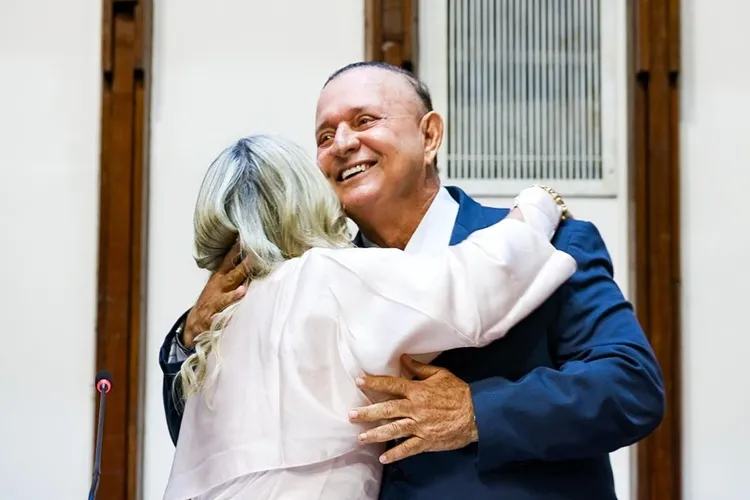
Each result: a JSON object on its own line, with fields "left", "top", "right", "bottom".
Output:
{"left": 360, "top": 187, "right": 459, "bottom": 256}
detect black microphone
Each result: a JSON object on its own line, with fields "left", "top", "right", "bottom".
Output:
{"left": 88, "top": 370, "right": 112, "bottom": 500}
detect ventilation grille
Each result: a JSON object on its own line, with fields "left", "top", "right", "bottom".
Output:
{"left": 446, "top": 0, "right": 608, "bottom": 195}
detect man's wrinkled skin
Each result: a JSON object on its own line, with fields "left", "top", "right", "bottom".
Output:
{"left": 349, "top": 355, "right": 479, "bottom": 464}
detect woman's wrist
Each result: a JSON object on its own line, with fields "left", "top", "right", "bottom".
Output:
{"left": 533, "top": 184, "right": 570, "bottom": 220}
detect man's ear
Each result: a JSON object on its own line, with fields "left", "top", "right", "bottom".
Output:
{"left": 420, "top": 111, "right": 444, "bottom": 170}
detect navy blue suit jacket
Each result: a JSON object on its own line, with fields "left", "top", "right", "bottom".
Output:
{"left": 159, "top": 186, "right": 665, "bottom": 500}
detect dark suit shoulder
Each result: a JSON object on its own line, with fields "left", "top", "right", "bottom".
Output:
{"left": 475, "top": 202, "right": 603, "bottom": 257}
{"left": 551, "top": 219, "right": 617, "bottom": 281}
{"left": 551, "top": 219, "right": 603, "bottom": 252}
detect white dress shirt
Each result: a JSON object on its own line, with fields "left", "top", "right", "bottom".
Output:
{"left": 163, "top": 187, "right": 576, "bottom": 500}
{"left": 361, "top": 186, "right": 459, "bottom": 256}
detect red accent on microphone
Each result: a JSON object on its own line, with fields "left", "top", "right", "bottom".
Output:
{"left": 95, "top": 370, "right": 112, "bottom": 394}
{"left": 96, "top": 379, "right": 112, "bottom": 394}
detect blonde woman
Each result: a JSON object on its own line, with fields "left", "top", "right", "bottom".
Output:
{"left": 163, "top": 135, "right": 576, "bottom": 500}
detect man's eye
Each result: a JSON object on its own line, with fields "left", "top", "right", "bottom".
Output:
{"left": 357, "top": 116, "right": 375, "bottom": 126}
{"left": 318, "top": 134, "right": 333, "bottom": 145}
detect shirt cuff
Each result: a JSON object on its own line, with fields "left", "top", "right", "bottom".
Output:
{"left": 167, "top": 320, "right": 194, "bottom": 363}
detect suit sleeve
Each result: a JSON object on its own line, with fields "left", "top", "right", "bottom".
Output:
{"left": 158, "top": 309, "right": 191, "bottom": 446}
{"left": 307, "top": 218, "right": 576, "bottom": 374}
{"left": 469, "top": 221, "right": 666, "bottom": 470}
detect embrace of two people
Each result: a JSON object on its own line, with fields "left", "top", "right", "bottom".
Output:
{"left": 158, "top": 61, "right": 665, "bottom": 500}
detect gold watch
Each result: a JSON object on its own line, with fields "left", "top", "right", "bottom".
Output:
{"left": 533, "top": 184, "right": 570, "bottom": 221}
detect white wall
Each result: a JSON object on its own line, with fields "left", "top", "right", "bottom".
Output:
{"left": 0, "top": 1, "right": 101, "bottom": 499}
{"left": 6, "top": 1, "right": 743, "bottom": 498}
{"left": 681, "top": 1, "right": 750, "bottom": 498}
{"left": 143, "top": 1, "right": 365, "bottom": 498}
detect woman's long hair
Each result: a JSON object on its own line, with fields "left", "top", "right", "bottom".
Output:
{"left": 178, "top": 134, "right": 352, "bottom": 400}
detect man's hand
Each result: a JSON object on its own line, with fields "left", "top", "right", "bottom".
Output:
{"left": 349, "top": 355, "right": 478, "bottom": 464}
{"left": 182, "top": 243, "right": 252, "bottom": 348}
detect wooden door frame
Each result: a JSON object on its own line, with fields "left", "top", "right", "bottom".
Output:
{"left": 365, "top": 1, "right": 682, "bottom": 499}
{"left": 95, "top": 1, "right": 152, "bottom": 499}
{"left": 631, "top": 0, "right": 682, "bottom": 499}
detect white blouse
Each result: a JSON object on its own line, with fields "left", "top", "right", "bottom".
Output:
{"left": 163, "top": 188, "right": 577, "bottom": 500}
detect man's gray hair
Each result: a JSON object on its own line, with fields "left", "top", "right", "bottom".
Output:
{"left": 324, "top": 61, "right": 434, "bottom": 115}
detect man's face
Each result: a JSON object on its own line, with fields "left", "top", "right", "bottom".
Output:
{"left": 315, "top": 68, "right": 430, "bottom": 215}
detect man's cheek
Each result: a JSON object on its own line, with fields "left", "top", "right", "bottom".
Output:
{"left": 317, "top": 159, "right": 335, "bottom": 180}
{"left": 325, "top": 174, "right": 337, "bottom": 188}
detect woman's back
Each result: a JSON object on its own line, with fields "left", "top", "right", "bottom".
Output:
{"left": 166, "top": 255, "right": 384, "bottom": 500}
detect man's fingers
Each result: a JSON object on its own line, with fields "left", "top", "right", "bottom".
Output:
{"left": 400, "top": 355, "right": 442, "bottom": 380}
{"left": 356, "top": 374, "right": 411, "bottom": 398}
{"left": 379, "top": 436, "right": 427, "bottom": 464}
{"left": 198, "top": 286, "right": 247, "bottom": 332}
{"left": 224, "top": 254, "right": 253, "bottom": 288}
{"left": 349, "top": 398, "right": 411, "bottom": 423}
{"left": 205, "top": 287, "right": 247, "bottom": 328}
{"left": 217, "top": 242, "right": 243, "bottom": 273}
{"left": 218, "top": 285, "right": 246, "bottom": 309}
{"left": 357, "top": 418, "right": 415, "bottom": 444}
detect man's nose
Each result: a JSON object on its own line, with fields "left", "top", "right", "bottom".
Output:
{"left": 331, "top": 124, "right": 359, "bottom": 157}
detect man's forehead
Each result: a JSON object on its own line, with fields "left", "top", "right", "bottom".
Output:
{"left": 315, "top": 68, "right": 418, "bottom": 125}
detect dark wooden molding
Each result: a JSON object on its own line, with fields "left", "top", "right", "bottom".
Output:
{"left": 96, "top": 1, "right": 152, "bottom": 498}
{"left": 364, "top": 0, "right": 418, "bottom": 72}
{"left": 632, "top": 0, "right": 682, "bottom": 498}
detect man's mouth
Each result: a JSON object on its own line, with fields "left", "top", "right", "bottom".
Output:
{"left": 339, "top": 162, "right": 376, "bottom": 182}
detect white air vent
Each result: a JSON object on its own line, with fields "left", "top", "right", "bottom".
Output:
{"left": 419, "top": 0, "right": 626, "bottom": 197}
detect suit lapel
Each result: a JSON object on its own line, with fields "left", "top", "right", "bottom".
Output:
{"left": 446, "top": 186, "right": 492, "bottom": 245}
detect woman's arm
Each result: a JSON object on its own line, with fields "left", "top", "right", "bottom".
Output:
{"left": 303, "top": 187, "right": 577, "bottom": 374}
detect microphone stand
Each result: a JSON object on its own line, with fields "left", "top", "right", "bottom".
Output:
{"left": 88, "top": 385, "right": 107, "bottom": 500}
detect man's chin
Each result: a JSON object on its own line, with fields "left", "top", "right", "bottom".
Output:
{"left": 339, "top": 184, "right": 383, "bottom": 218}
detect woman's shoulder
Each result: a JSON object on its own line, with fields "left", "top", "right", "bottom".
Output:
{"left": 262, "top": 248, "right": 355, "bottom": 285}
{"left": 300, "top": 246, "right": 406, "bottom": 276}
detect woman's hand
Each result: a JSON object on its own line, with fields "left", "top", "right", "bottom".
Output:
{"left": 505, "top": 207, "right": 525, "bottom": 222}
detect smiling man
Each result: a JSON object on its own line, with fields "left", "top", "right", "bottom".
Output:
{"left": 314, "top": 64, "right": 442, "bottom": 253}
{"left": 159, "top": 62, "right": 665, "bottom": 500}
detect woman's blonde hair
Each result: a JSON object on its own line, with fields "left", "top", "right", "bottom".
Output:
{"left": 178, "top": 134, "right": 351, "bottom": 399}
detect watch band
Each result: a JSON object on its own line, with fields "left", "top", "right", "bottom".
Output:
{"left": 533, "top": 184, "right": 569, "bottom": 221}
